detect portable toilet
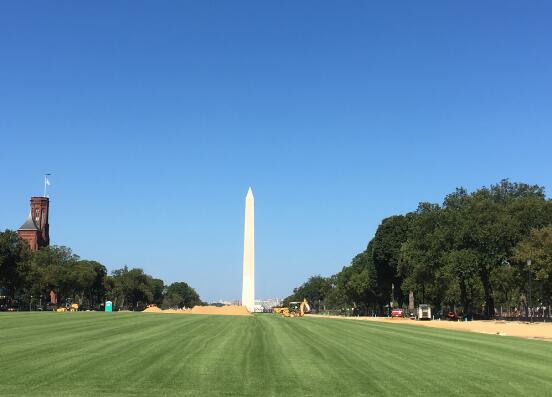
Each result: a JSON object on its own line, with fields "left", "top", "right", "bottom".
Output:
{"left": 105, "top": 301, "right": 113, "bottom": 312}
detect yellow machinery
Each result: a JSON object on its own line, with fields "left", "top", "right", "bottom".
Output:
{"left": 272, "top": 307, "right": 288, "bottom": 315}
{"left": 275, "top": 299, "right": 310, "bottom": 317}
{"left": 55, "top": 303, "right": 79, "bottom": 312}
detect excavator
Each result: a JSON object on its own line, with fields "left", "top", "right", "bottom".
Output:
{"left": 273, "top": 299, "right": 311, "bottom": 318}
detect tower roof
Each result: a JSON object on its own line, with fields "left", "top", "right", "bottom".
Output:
{"left": 18, "top": 212, "right": 39, "bottom": 231}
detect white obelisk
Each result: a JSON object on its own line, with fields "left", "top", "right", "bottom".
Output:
{"left": 241, "top": 187, "right": 255, "bottom": 312}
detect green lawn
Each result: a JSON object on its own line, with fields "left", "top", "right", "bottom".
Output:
{"left": 1, "top": 313, "right": 551, "bottom": 396}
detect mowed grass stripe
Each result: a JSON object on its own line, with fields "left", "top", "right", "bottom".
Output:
{"left": 291, "top": 318, "right": 441, "bottom": 395}
{"left": 299, "top": 317, "right": 552, "bottom": 394}
{"left": 1, "top": 313, "right": 552, "bottom": 396}
{"left": 2, "top": 314, "right": 213, "bottom": 393}
{"left": 272, "top": 317, "right": 378, "bottom": 394}
{"left": 306, "top": 318, "right": 546, "bottom": 390}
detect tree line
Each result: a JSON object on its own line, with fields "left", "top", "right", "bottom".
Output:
{"left": 285, "top": 180, "right": 552, "bottom": 318}
{"left": 0, "top": 231, "right": 202, "bottom": 311}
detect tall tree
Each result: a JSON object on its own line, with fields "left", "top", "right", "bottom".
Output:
{"left": 283, "top": 275, "right": 333, "bottom": 311}
{"left": 398, "top": 203, "right": 443, "bottom": 308}
{"left": 371, "top": 215, "right": 410, "bottom": 307}
{"left": 288, "top": 180, "right": 552, "bottom": 318}
{"left": 162, "top": 282, "right": 201, "bottom": 309}
{"left": 0, "top": 230, "right": 31, "bottom": 299}
{"left": 513, "top": 226, "right": 552, "bottom": 308}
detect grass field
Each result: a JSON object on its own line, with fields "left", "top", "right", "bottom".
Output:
{"left": 1, "top": 313, "right": 552, "bottom": 396}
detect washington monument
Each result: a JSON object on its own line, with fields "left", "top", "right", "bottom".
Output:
{"left": 241, "top": 187, "right": 255, "bottom": 312}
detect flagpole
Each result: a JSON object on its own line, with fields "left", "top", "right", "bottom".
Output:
{"left": 44, "top": 173, "right": 51, "bottom": 197}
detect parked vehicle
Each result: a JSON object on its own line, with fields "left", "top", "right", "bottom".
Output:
{"left": 447, "top": 311, "right": 461, "bottom": 321}
{"left": 391, "top": 308, "right": 404, "bottom": 317}
{"left": 417, "top": 304, "right": 432, "bottom": 320}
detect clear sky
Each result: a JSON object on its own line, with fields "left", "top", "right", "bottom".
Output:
{"left": 1, "top": 2, "right": 551, "bottom": 302}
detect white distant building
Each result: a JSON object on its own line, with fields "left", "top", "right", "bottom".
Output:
{"left": 211, "top": 300, "right": 240, "bottom": 306}
{"left": 255, "top": 298, "right": 283, "bottom": 312}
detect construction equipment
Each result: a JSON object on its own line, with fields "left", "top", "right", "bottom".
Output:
{"left": 272, "top": 307, "right": 287, "bottom": 315}
{"left": 55, "top": 303, "right": 79, "bottom": 312}
{"left": 276, "top": 299, "right": 311, "bottom": 317}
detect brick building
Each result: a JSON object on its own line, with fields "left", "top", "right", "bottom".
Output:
{"left": 18, "top": 196, "right": 56, "bottom": 304}
{"left": 18, "top": 196, "right": 50, "bottom": 251}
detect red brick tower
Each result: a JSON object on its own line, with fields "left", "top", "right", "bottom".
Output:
{"left": 18, "top": 197, "right": 50, "bottom": 251}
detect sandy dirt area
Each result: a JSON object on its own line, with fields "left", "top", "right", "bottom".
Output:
{"left": 309, "top": 314, "right": 552, "bottom": 341}
{"left": 143, "top": 305, "right": 251, "bottom": 316}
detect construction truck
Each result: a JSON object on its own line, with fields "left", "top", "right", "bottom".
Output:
{"left": 275, "top": 299, "right": 311, "bottom": 318}
{"left": 416, "top": 304, "right": 431, "bottom": 320}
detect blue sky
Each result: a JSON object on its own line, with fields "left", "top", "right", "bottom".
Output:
{"left": 1, "top": 2, "right": 551, "bottom": 301}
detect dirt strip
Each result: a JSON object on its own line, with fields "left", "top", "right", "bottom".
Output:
{"left": 143, "top": 305, "right": 251, "bottom": 316}
{"left": 308, "top": 314, "right": 552, "bottom": 341}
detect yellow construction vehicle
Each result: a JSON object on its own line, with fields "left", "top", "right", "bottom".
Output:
{"left": 276, "top": 299, "right": 310, "bottom": 317}
{"left": 272, "top": 307, "right": 287, "bottom": 315}
{"left": 55, "top": 303, "right": 79, "bottom": 312}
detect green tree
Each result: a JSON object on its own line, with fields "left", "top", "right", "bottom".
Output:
{"left": 106, "top": 267, "right": 166, "bottom": 310}
{"left": 149, "top": 278, "right": 165, "bottom": 306}
{"left": 162, "top": 282, "right": 200, "bottom": 309}
{"left": 107, "top": 267, "right": 144, "bottom": 310}
{"left": 442, "top": 249, "right": 481, "bottom": 314}
{"left": 0, "top": 230, "right": 31, "bottom": 300}
{"left": 29, "top": 246, "right": 80, "bottom": 305}
{"left": 333, "top": 251, "right": 378, "bottom": 314}
{"left": 463, "top": 180, "right": 549, "bottom": 316}
{"left": 513, "top": 226, "right": 552, "bottom": 308}
{"left": 371, "top": 215, "right": 410, "bottom": 307}
{"left": 287, "top": 180, "right": 552, "bottom": 318}
{"left": 283, "top": 275, "right": 333, "bottom": 311}
{"left": 65, "top": 260, "right": 107, "bottom": 309}
{"left": 398, "top": 203, "right": 444, "bottom": 309}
